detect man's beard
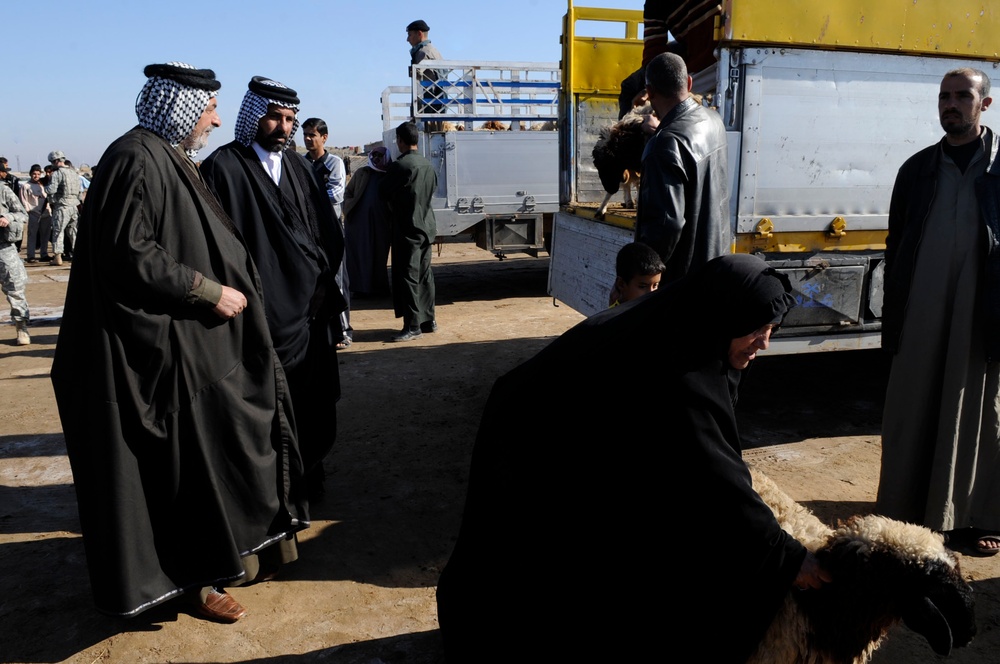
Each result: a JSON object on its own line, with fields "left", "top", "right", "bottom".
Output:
{"left": 182, "top": 127, "right": 213, "bottom": 153}
{"left": 258, "top": 129, "right": 289, "bottom": 153}
{"left": 941, "top": 112, "right": 975, "bottom": 137}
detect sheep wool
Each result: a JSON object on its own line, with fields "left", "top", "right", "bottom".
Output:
{"left": 746, "top": 467, "right": 976, "bottom": 664}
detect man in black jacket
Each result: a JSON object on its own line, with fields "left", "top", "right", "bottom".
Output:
{"left": 635, "top": 52, "right": 730, "bottom": 283}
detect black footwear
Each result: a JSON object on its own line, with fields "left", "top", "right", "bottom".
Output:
{"left": 420, "top": 320, "right": 438, "bottom": 333}
{"left": 391, "top": 326, "right": 422, "bottom": 342}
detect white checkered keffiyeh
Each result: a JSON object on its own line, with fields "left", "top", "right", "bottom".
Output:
{"left": 234, "top": 80, "right": 300, "bottom": 148}
{"left": 135, "top": 61, "right": 216, "bottom": 152}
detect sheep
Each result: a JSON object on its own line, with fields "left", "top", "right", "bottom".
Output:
{"left": 747, "top": 467, "right": 976, "bottom": 664}
{"left": 591, "top": 103, "right": 653, "bottom": 219}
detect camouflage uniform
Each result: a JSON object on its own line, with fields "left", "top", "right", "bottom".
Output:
{"left": 45, "top": 164, "right": 81, "bottom": 257}
{"left": 0, "top": 184, "right": 30, "bottom": 342}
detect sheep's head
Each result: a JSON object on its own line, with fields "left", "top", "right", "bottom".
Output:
{"left": 593, "top": 126, "right": 628, "bottom": 195}
{"left": 591, "top": 108, "right": 652, "bottom": 196}
{"left": 799, "top": 515, "right": 975, "bottom": 659}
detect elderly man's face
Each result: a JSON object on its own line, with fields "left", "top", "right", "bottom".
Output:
{"left": 181, "top": 98, "right": 222, "bottom": 153}
{"left": 256, "top": 105, "right": 297, "bottom": 153}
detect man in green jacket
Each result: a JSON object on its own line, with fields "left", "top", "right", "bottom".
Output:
{"left": 379, "top": 122, "right": 437, "bottom": 342}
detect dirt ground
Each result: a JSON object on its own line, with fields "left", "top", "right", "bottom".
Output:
{"left": 2, "top": 240, "right": 1000, "bottom": 663}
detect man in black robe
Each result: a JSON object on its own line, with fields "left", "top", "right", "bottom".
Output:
{"left": 52, "top": 62, "right": 308, "bottom": 623}
{"left": 201, "top": 77, "right": 346, "bottom": 500}
{"left": 436, "top": 254, "right": 829, "bottom": 662}
{"left": 378, "top": 121, "right": 437, "bottom": 341}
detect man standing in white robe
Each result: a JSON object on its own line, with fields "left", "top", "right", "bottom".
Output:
{"left": 878, "top": 68, "right": 1000, "bottom": 555}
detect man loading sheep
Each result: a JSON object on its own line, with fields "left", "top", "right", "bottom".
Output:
{"left": 634, "top": 52, "right": 730, "bottom": 284}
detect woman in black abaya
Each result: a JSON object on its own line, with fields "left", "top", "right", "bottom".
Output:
{"left": 436, "top": 254, "right": 828, "bottom": 663}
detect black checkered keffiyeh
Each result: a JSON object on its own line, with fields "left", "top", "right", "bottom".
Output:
{"left": 135, "top": 61, "right": 217, "bottom": 153}
{"left": 234, "top": 77, "right": 300, "bottom": 148}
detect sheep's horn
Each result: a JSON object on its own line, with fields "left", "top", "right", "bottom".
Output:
{"left": 902, "top": 596, "right": 953, "bottom": 655}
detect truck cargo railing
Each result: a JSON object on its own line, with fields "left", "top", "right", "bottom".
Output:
{"left": 382, "top": 60, "right": 560, "bottom": 132}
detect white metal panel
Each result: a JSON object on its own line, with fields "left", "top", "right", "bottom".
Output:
{"left": 723, "top": 48, "right": 999, "bottom": 233}
{"left": 432, "top": 132, "right": 559, "bottom": 236}
{"left": 437, "top": 133, "right": 558, "bottom": 204}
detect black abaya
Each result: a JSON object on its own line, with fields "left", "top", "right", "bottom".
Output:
{"left": 436, "top": 254, "right": 803, "bottom": 662}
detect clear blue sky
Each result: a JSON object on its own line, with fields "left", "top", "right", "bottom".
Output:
{"left": 1, "top": 0, "right": 641, "bottom": 170}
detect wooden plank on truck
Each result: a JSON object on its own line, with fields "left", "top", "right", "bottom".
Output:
{"left": 548, "top": 210, "right": 634, "bottom": 317}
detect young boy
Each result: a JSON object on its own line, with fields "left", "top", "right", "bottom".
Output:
{"left": 609, "top": 242, "right": 665, "bottom": 306}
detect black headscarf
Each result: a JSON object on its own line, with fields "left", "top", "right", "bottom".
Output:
{"left": 528, "top": 253, "right": 796, "bottom": 391}
{"left": 437, "top": 254, "right": 803, "bottom": 663}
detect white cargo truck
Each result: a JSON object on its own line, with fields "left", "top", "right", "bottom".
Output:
{"left": 381, "top": 60, "right": 560, "bottom": 258}
{"left": 548, "top": 1, "right": 1000, "bottom": 353}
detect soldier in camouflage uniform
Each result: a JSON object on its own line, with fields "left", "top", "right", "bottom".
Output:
{"left": 45, "top": 150, "right": 81, "bottom": 266}
{"left": 0, "top": 183, "right": 30, "bottom": 345}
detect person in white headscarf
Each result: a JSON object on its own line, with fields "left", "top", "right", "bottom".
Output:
{"left": 52, "top": 62, "right": 309, "bottom": 624}
{"left": 201, "top": 76, "right": 347, "bottom": 503}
